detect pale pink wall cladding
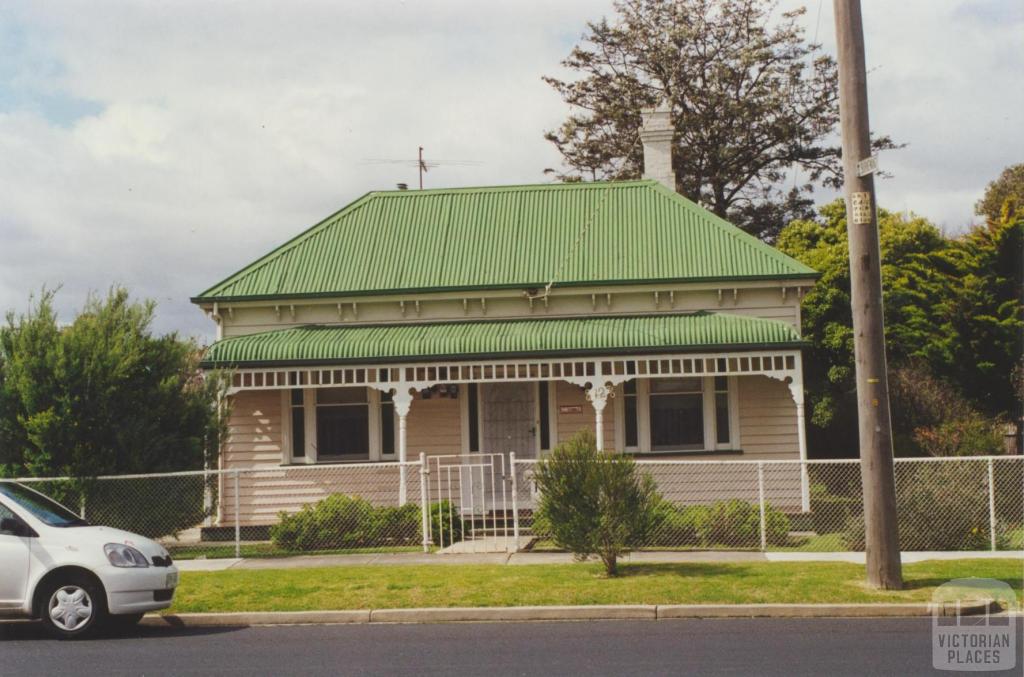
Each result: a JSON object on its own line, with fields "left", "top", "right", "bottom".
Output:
{"left": 736, "top": 375, "right": 799, "bottom": 460}
{"left": 223, "top": 390, "right": 284, "bottom": 469}
{"left": 406, "top": 391, "right": 462, "bottom": 457}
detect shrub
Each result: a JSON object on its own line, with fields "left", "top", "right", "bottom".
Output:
{"left": 270, "top": 494, "right": 421, "bottom": 551}
{"left": 649, "top": 498, "right": 790, "bottom": 548}
{"left": 698, "top": 499, "right": 790, "bottom": 548}
{"left": 914, "top": 417, "right": 1005, "bottom": 457}
{"left": 650, "top": 499, "right": 707, "bottom": 547}
{"left": 269, "top": 494, "right": 464, "bottom": 551}
{"left": 843, "top": 462, "right": 1003, "bottom": 551}
{"left": 427, "top": 499, "right": 464, "bottom": 547}
{"left": 533, "top": 430, "right": 658, "bottom": 575}
{"left": 809, "top": 483, "right": 862, "bottom": 535}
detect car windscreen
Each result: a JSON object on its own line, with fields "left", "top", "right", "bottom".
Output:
{"left": 0, "top": 482, "right": 89, "bottom": 527}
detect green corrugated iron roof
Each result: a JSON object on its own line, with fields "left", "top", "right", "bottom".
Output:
{"left": 193, "top": 180, "right": 815, "bottom": 303}
{"left": 201, "top": 312, "right": 804, "bottom": 367}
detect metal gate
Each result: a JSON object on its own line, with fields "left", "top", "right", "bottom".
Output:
{"left": 427, "top": 453, "right": 513, "bottom": 551}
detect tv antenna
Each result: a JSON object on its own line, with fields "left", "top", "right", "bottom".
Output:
{"left": 360, "top": 148, "right": 482, "bottom": 189}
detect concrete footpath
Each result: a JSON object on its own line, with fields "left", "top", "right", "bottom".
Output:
{"left": 143, "top": 600, "right": 1005, "bottom": 628}
{"left": 175, "top": 548, "right": 1024, "bottom": 572}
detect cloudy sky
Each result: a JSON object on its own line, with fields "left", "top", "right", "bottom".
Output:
{"left": 1, "top": 0, "right": 1021, "bottom": 341}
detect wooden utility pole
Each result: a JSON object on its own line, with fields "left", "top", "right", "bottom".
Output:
{"left": 833, "top": 0, "right": 903, "bottom": 590}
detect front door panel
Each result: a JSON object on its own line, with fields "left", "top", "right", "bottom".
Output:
{"left": 482, "top": 383, "right": 536, "bottom": 459}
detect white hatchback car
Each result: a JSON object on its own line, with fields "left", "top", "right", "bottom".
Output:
{"left": 0, "top": 481, "right": 179, "bottom": 639}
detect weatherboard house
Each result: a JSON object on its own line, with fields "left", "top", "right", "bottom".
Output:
{"left": 194, "top": 109, "right": 818, "bottom": 528}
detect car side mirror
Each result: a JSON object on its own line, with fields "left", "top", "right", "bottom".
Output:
{"left": 0, "top": 516, "right": 35, "bottom": 537}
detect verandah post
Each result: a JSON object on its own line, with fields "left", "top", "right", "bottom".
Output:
{"left": 393, "top": 388, "right": 414, "bottom": 505}
{"left": 586, "top": 383, "right": 611, "bottom": 451}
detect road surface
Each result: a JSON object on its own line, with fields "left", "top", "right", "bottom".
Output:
{"left": 2, "top": 617, "right": 1020, "bottom": 675}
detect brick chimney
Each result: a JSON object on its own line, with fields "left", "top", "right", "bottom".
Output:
{"left": 640, "top": 102, "right": 676, "bottom": 191}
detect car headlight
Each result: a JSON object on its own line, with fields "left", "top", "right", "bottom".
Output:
{"left": 104, "top": 543, "right": 150, "bottom": 568}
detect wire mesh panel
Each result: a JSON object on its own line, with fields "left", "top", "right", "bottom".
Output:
{"left": 512, "top": 456, "right": 1024, "bottom": 553}
{"left": 8, "top": 455, "right": 1022, "bottom": 558}
{"left": 641, "top": 461, "right": 762, "bottom": 549}
{"left": 777, "top": 461, "right": 863, "bottom": 551}
{"left": 17, "top": 472, "right": 216, "bottom": 559}
{"left": 11, "top": 461, "right": 428, "bottom": 560}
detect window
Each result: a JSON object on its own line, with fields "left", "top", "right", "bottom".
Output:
{"left": 380, "top": 392, "right": 395, "bottom": 457}
{"left": 714, "top": 376, "right": 730, "bottom": 445}
{"left": 290, "top": 389, "right": 305, "bottom": 458}
{"left": 0, "top": 483, "right": 87, "bottom": 527}
{"left": 623, "top": 380, "right": 639, "bottom": 449}
{"left": 648, "top": 378, "right": 704, "bottom": 450}
{"left": 538, "top": 382, "right": 551, "bottom": 451}
{"left": 315, "top": 388, "right": 370, "bottom": 461}
{"left": 467, "top": 383, "right": 480, "bottom": 452}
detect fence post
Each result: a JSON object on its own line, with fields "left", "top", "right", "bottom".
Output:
{"left": 233, "top": 469, "right": 241, "bottom": 559}
{"left": 800, "top": 460, "right": 810, "bottom": 513}
{"left": 79, "top": 493, "right": 86, "bottom": 520}
{"left": 509, "top": 452, "right": 519, "bottom": 545}
{"left": 757, "top": 461, "right": 767, "bottom": 552}
{"left": 987, "top": 458, "right": 997, "bottom": 551}
{"left": 419, "top": 453, "right": 430, "bottom": 553}
{"left": 203, "top": 466, "right": 214, "bottom": 528}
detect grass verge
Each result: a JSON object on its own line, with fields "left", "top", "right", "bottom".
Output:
{"left": 167, "top": 558, "right": 1023, "bottom": 613}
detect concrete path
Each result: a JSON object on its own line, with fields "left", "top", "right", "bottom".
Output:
{"left": 174, "top": 549, "right": 1023, "bottom": 572}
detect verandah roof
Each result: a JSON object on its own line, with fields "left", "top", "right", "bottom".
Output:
{"left": 201, "top": 312, "right": 804, "bottom": 368}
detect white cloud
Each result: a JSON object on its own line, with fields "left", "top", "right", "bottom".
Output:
{"left": 0, "top": 0, "right": 1020, "bottom": 340}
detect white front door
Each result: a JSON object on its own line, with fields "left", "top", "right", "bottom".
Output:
{"left": 0, "top": 502, "right": 31, "bottom": 609}
{"left": 481, "top": 382, "right": 537, "bottom": 459}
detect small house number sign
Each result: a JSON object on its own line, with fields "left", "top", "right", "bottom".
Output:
{"left": 558, "top": 405, "right": 583, "bottom": 414}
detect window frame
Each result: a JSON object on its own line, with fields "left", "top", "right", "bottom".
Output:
{"left": 620, "top": 376, "right": 740, "bottom": 454}
{"left": 281, "top": 387, "right": 386, "bottom": 464}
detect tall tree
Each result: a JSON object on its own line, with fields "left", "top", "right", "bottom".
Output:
{"left": 778, "top": 199, "right": 1022, "bottom": 457}
{"left": 544, "top": 0, "right": 898, "bottom": 240}
{"left": 777, "top": 201, "right": 952, "bottom": 455}
{"left": 975, "top": 163, "right": 1024, "bottom": 222}
{"left": 0, "top": 288, "right": 226, "bottom": 479}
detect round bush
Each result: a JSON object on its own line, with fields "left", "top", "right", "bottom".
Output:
{"left": 698, "top": 499, "right": 790, "bottom": 548}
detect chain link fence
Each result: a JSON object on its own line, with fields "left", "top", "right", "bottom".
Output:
{"left": 13, "top": 460, "right": 431, "bottom": 560}
{"left": 513, "top": 456, "right": 1024, "bottom": 553}
{"left": 8, "top": 455, "right": 1022, "bottom": 559}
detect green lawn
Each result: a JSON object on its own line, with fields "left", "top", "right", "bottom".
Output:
{"left": 167, "top": 559, "right": 1023, "bottom": 613}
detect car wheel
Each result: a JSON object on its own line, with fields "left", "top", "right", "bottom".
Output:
{"left": 39, "top": 575, "right": 107, "bottom": 640}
